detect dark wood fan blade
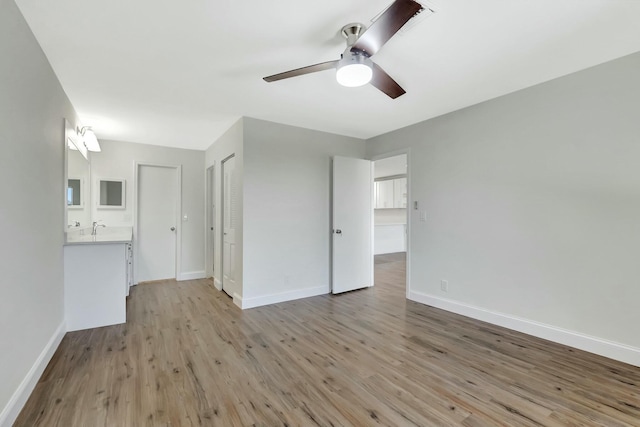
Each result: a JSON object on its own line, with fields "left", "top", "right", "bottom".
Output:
{"left": 263, "top": 60, "right": 339, "bottom": 82}
{"left": 351, "top": 0, "right": 423, "bottom": 57}
{"left": 371, "top": 63, "right": 406, "bottom": 99}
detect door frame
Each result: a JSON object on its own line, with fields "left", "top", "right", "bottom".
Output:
{"left": 205, "top": 163, "right": 215, "bottom": 280}
{"left": 370, "top": 148, "right": 411, "bottom": 298}
{"left": 220, "top": 154, "right": 235, "bottom": 296}
{"left": 133, "top": 162, "right": 182, "bottom": 285}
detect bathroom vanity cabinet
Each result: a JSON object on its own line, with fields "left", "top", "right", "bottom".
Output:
{"left": 64, "top": 228, "right": 133, "bottom": 331}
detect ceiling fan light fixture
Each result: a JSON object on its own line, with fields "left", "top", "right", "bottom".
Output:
{"left": 336, "top": 54, "right": 373, "bottom": 87}
{"left": 263, "top": 0, "right": 420, "bottom": 98}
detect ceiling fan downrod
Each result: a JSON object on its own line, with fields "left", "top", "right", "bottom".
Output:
{"left": 341, "top": 23, "right": 366, "bottom": 48}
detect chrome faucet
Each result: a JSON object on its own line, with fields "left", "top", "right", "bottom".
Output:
{"left": 92, "top": 221, "right": 106, "bottom": 235}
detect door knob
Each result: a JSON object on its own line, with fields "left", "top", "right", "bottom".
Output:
{"left": 170, "top": 227, "right": 176, "bottom": 231}
{"left": 335, "top": 229, "right": 342, "bottom": 234}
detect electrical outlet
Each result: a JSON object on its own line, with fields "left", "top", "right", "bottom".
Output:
{"left": 440, "top": 280, "right": 448, "bottom": 292}
{"left": 284, "top": 275, "right": 291, "bottom": 285}
{"left": 420, "top": 211, "right": 427, "bottom": 222}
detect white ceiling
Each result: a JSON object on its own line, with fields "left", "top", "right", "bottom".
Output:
{"left": 15, "top": 0, "right": 640, "bottom": 150}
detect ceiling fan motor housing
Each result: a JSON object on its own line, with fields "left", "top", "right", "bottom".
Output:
{"left": 341, "top": 23, "right": 366, "bottom": 47}
{"left": 336, "top": 23, "right": 374, "bottom": 87}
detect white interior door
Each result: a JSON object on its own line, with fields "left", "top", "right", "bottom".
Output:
{"left": 222, "top": 156, "right": 237, "bottom": 297}
{"left": 332, "top": 156, "right": 373, "bottom": 294}
{"left": 137, "top": 165, "right": 177, "bottom": 282}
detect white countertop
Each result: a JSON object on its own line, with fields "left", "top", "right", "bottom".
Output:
{"left": 65, "top": 227, "right": 133, "bottom": 245}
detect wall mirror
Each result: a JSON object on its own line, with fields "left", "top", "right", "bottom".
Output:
{"left": 67, "top": 178, "right": 83, "bottom": 208}
{"left": 97, "top": 179, "right": 125, "bottom": 209}
{"left": 65, "top": 119, "right": 91, "bottom": 228}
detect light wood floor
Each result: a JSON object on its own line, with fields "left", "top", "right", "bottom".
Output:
{"left": 15, "top": 253, "right": 640, "bottom": 426}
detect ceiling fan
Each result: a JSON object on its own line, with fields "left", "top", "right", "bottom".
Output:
{"left": 263, "top": 0, "right": 424, "bottom": 99}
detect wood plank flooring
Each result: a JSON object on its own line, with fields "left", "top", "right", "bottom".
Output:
{"left": 15, "top": 253, "right": 640, "bottom": 426}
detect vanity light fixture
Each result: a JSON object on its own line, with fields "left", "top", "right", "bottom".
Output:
{"left": 78, "top": 126, "right": 101, "bottom": 152}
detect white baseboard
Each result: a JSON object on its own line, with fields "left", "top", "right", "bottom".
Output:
{"left": 239, "top": 285, "right": 328, "bottom": 310}
{"left": 409, "top": 291, "right": 640, "bottom": 367}
{"left": 213, "top": 277, "right": 222, "bottom": 291}
{"left": 233, "top": 293, "right": 243, "bottom": 309}
{"left": 177, "top": 271, "right": 206, "bottom": 281}
{"left": 0, "top": 321, "right": 66, "bottom": 427}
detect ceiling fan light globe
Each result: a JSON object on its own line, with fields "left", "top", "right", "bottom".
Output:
{"left": 336, "top": 64, "right": 373, "bottom": 87}
{"left": 336, "top": 54, "right": 373, "bottom": 87}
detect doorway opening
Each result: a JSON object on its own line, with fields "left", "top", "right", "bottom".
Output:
{"left": 372, "top": 154, "right": 408, "bottom": 295}
{"left": 206, "top": 164, "right": 215, "bottom": 281}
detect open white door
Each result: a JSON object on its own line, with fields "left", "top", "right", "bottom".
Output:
{"left": 332, "top": 156, "right": 373, "bottom": 294}
{"left": 222, "top": 155, "right": 237, "bottom": 297}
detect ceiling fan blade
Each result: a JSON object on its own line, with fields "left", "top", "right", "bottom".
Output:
{"left": 263, "top": 60, "right": 339, "bottom": 82}
{"left": 371, "top": 63, "right": 406, "bottom": 99}
{"left": 351, "top": 0, "right": 423, "bottom": 57}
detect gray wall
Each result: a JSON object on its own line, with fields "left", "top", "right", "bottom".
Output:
{"left": 367, "top": 52, "right": 640, "bottom": 351}
{"left": 91, "top": 139, "right": 206, "bottom": 277}
{"left": 0, "top": 0, "right": 78, "bottom": 420}
{"left": 242, "top": 118, "right": 366, "bottom": 305}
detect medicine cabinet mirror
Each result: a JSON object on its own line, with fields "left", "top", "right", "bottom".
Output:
{"left": 97, "top": 179, "right": 125, "bottom": 209}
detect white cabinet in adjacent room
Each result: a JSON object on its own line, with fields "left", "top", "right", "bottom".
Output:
{"left": 375, "top": 179, "right": 395, "bottom": 208}
{"left": 375, "top": 177, "right": 407, "bottom": 209}
{"left": 393, "top": 178, "right": 407, "bottom": 208}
